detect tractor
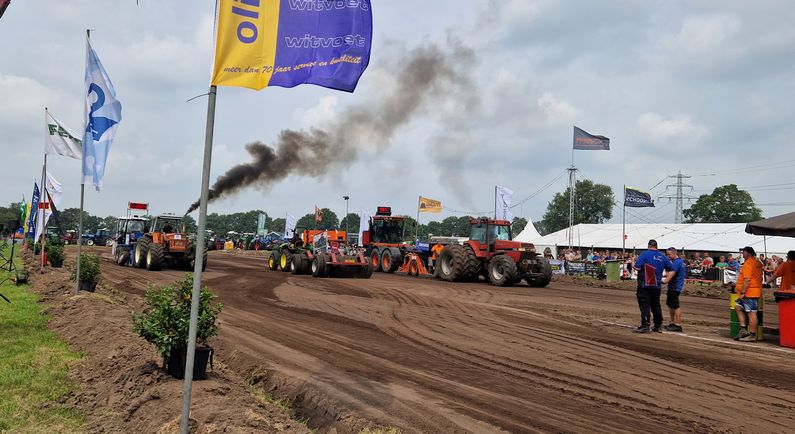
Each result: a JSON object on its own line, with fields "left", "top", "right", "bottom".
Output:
{"left": 133, "top": 214, "right": 207, "bottom": 271}
{"left": 361, "top": 206, "right": 407, "bottom": 273}
{"left": 111, "top": 216, "right": 148, "bottom": 266}
{"left": 436, "top": 218, "right": 552, "bottom": 287}
{"left": 294, "top": 230, "right": 372, "bottom": 278}
{"left": 268, "top": 228, "right": 345, "bottom": 272}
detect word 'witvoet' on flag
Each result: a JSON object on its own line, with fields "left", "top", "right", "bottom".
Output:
{"left": 418, "top": 196, "right": 442, "bottom": 213}
{"left": 46, "top": 110, "right": 82, "bottom": 159}
{"left": 573, "top": 126, "right": 610, "bottom": 150}
{"left": 624, "top": 187, "right": 655, "bottom": 208}
{"left": 495, "top": 185, "right": 514, "bottom": 221}
{"left": 212, "top": 0, "right": 373, "bottom": 92}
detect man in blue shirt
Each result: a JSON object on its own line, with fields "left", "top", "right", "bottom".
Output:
{"left": 633, "top": 239, "right": 673, "bottom": 333}
{"left": 663, "top": 247, "right": 687, "bottom": 332}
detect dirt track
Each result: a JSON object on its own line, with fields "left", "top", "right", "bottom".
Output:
{"left": 101, "top": 250, "right": 795, "bottom": 433}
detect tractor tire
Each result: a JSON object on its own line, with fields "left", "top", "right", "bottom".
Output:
{"left": 487, "top": 255, "right": 518, "bottom": 287}
{"left": 86, "top": 239, "right": 95, "bottom": 246}
{"left": 116, "top": 250, "right": 130, "bottom": 266}
{"left": 105, "top": 238, "right": 114, "bottom": 247}
{"left": 437, "top": 244, "right": 469, "bottom": 282}
{"left": 380, "top": 248, "right": 401, "bottom": 273}
{"left": 369, "top": 248, "right": 382, "bottom": 272}
{"left": 146, "top": 244, "right": 164, "bottom": 271}
{"left": 268, "top": 251, "right": 279, "bottom": 270}
{"left": 279, "top": 249, "right": 292, "bottom": 272}
{"left": 408, "top": 259, "right": 419, "bottom": 276}
{"left": 312, "top": 253, "right": 327, "bottom": 277}
{"left": 202, "top": 250, "right": 208, "bottom": 272}
{"left": 359, "top": 261, "right": 374, "bottom": 279}
{"left": 527, "top": 258, "right": 553, "bottom": 288}
{"left": 135, "top": 238, "right": 150, "bottom": 268}
{"left": 291, "top": 254, "right": 303, "bottom": 274}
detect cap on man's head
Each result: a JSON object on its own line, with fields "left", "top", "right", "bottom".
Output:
{"left": 787, "top": 250, "right": 795, "bottom": 261}
{"left": 740, "top": 246, "right": 756, "bottom": 256}
{"left": 667, "top": 247, "right": 677, "bottom": 253}
{"left": 647, "top": 239, "right": 658, "bottom": 247}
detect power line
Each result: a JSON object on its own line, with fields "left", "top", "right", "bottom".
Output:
{"left": 692, "top": 159, "right": 795, "bottom": 177}
{"left": 658, "top": 171, "right": 697, "bottom": 224}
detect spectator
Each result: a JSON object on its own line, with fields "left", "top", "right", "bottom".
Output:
{"left": 727, "top": 254, "right": 741, "bottom": 271}
{"left": 764, "top": 257, "right": 777, "bottom": 285}
{"left": 663, "top": 247, "right": 686, "bottom": 332}
{"left": 701, "top": 252, "right": 714, "bottom": 272}
{"left": 633, "top": 239, "right": 673, "bottom": 333}
{"left": 734, "top": 246, "right": 763, "bottom": 341}
{"left": 767, "top": 250, "right": 795, "bottom": 292}
{"left": 716, "top": 256, "right": 729, "bottom": 269}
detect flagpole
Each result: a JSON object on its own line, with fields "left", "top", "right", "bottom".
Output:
{"left": 180, "top": 84, "right": 217, "bottom": 434}
{"left": 40, "top": 155, "right": 47, "bottom": 273}
{"left": 415, "top": 196, "right": 420, "bottom": 241}
{"left": 622, "top": 185, "right": 626, "bottom": 257}
{"left": 75, "top": 184, "right": 84, "bottom": 294}
{"left": 494, "top": 186, "right": 497, "bottom": 219}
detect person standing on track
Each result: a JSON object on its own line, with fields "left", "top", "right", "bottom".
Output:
{"left": 734, "top": 246, "right": 763, "bottom": 341}
{"left": 633, "top": 239, "right": 673, "bottom": 333}
{"left": 429, "top": 241, "right": 444, "bottom": 273}
{"left": 662, "top": 247, "right": 686, "bottom": 332}
{"left": 767, "top": 250, "right": 795, "bottom": 292}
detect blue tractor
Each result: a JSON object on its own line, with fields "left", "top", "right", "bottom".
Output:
{"left": 111, "top": 217, "right": 148, "bottom": 266}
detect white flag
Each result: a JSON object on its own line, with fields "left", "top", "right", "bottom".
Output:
{"left": 358, "top": 208, "right": 370, "bottom": 245}
{"left": 284, "top": 213, "right": 297, "bottom": 238}
{"left": 45, "top": 110, "right": 82, "bottom": 159}
{"left": 34, "top": 172, "right": 63, "bottom": 242}
{"left": 495, "top": 185, "right": 514, "bottom": 222}
{"left": 45, "top": 171, "right": 64, "bottom": 210}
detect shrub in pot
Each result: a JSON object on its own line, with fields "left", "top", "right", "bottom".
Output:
{"left": 72, "top": 253, "right": 100, "bottom": 292}
{"left": 132, "top": 273, "right": 223, "bottom": 380}
{"left": 46, "top": 243, "right": 65, "bottom": 268}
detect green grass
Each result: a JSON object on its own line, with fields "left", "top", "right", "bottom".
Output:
{"left": 0, "top": 244, "right": 84, "bottom": 433}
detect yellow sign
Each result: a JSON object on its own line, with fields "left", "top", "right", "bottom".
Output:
{"left": 419, "top": 196, "right": 442, "bottom": 213}
{"left": 211, "top": 0, "right": 281, "bottom": 90}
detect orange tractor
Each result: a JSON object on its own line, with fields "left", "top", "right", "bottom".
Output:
{"left": 134, "top": 214, "right": 207, "bottom": 271}
{"left": 361, "top": 206, "right": 407, "bottom": 273}
{"left": 436, "top": 218, "right": 551, "bottom": 287}
{"left": 270, "top": 229, "right": 371, "bottom": 278}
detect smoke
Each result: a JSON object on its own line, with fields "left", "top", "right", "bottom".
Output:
{"left": 187, "top": 42, "right": 475, "bottom": 214}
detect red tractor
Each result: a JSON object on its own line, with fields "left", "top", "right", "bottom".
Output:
{"left": 436, "top": 218, "right": 552, "bottom": 287}
{"left": 361, "top": 206, "right": 407, "bottom": 273}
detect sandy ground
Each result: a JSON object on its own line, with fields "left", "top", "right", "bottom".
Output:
{"left": 90, "top": 249, "right": 795, "bottom": 434}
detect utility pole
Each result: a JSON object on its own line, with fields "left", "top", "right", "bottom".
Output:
{"left": 659, "top": 171, "right": 695, "bottom": 223}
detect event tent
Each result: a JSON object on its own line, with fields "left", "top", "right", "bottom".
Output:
{"left": 746, "top": 211, "right": 795, "bottom": 238}
{"left": 515, "top": 222, "right": 795, "bottom": 257}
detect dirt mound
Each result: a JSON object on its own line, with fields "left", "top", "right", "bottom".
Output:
{"left": 28, "top": 260, "right": 309, "bottom": 434}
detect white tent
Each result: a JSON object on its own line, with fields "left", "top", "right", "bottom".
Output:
{"left": 520, "top": 223, "right": 794, "bottom": 257}
{"left": 515, "top": 218, "right": 541, "bottom": 241}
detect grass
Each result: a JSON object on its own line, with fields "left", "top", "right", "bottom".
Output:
{"left": 0, "top": 243, "right": 84, "bottom": 433}
{"left": 359, "top": 427, "right": 402, "bottom": 434}
{"left": 246, "top": 368, "right": 318, "bottom": 432}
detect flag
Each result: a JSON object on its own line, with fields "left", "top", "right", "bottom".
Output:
{"left": 211, "top": 0, "right": 373, "bottom": 92}
{"left": 83, "top": 38, "right": 122, "bottom": 190}
{"left": 18, "top": 195, "right": 26, "bottom": 226}
{"left": 419, "top": 196, "right": 442, "bottom": 213}
{"left": 285, "top": 213, "right": 297, "bottom": 238}
{"left": 495, "top": 185, "right": 514, "bottom": 221}
{"left": 573, "top": 126, "right": 610, "bottom": 150}
{"left": 257, "top": 212, "right": 267, "bottom": 236}
{"left": 26, "top": 183, "right": 40, "bottom": 239}
{"left": 0, "top": 0, "right": 10, "bottom": 20}
{"left": 314, "top": 206, "right": 324, "bottom": 222}
{"left": 45, "top": 109, "right": 82, "bottom": 159}
{"left": 45, "top": 171, "right": 64, "bottom": 210}
{"left": 358, "top": 208, "right": 369, "bottom": 245}
{"left": 35, "top": 172, "right": 63, "bottom": 242}
{"left": 624, "top": 187, "right": 655, "bottom": 208}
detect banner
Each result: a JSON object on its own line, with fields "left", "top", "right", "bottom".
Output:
{"left": 419, "top": 196, "right": 442, "bottom": 213}
{"left": 211, "top": 0, "right": 373, "bottom": 92}
{"left": 624, "top": 187, "right": 655, "bottom": 208}
{"left": 257, "top": 212, "right": 267, "bottom": 236}
{"left": 46, "top": 110, "right": 82, "bottom": 159}
{"left": 284, "top": 213, "right": 297, "bottom": 238}
{"left": 358, "top": 208, "right": 369, "bottom": 244}
{"left": 314, "top": 205, "right": 324, "bottom": 222}
{"left": 83, "top": 38, "right": 122, "bottom": 190}
{"left": 573, "top": 126, "right": 610, "bottom": 150}
{"left": 26, "top": 183, "right": 40, "bottom": 239}
{"left": 495, "top": 185, "right": 514, "bottom": 221}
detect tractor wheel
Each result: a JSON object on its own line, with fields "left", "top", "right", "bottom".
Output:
{"left": 381, "top": 247, "right": 402, "bottom": 273}
{"left": 135, "top": 238, "right": 150, "bottom": 268}
{"left": 202, "top": 250, "right": 208, "bottom": 272}
{"left": 279, "top": 249, "right": 292, "bottom": 272}
{"left": 359, "top": 261, "right": 374, "bottom": 278}
{"left": 268, "top": 251, "right": 279, "bottom": 270}
{"left": 291, "top": 254, "right": 303, "bottom": 274}
{"left": 526, "top": 258, "right": 553, "bottom": 288}
{"left": 437, "top": 245, "right": 467, "bottom": 281}
{"left": 312, "top": 253, "right": 327, "bottom": 277}
{"left": 146, "top": 244, "right": 164, "bottom": 271}
{"left": 86, "top": 239, "right": 95, "bottom": 246}
{"left": 105, "top": 238, "right": 114, "bottom": 247}
{"left": 369, "top": 248, "right": 382, "bottom": 272}
{"left": 487, "top": 255, "right": 518, "bottom": 287}
{"left": 461, "top": 246, "right": 481, "bottom": 281}
{"left": 408, "top": 259, "right": 419, "bottom": 276}
{"left": 116, "top": 249, "right": 130, "bottom": 266}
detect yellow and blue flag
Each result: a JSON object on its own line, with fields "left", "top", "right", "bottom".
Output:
{"left": 212, "top": 0, "right": 373, "bottom": 92}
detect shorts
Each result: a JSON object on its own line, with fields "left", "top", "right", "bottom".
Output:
{"left": 736, "top": 297, "right": 759, "bottom": 313}
{"left": 666, "top": 289, "right": 681, "bottom": 309}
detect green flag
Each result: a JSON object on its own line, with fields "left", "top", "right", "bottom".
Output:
{"left": 19, "top": 195, "right": 26, "bottom": 222}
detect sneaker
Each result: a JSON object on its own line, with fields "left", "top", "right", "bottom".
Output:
{"left": 734, "top": 329, "right": 751, "bottom": 341}
{"left": 671, "top": 325, "right": 683, "bottom": 333}
{"left": 632, "top": 326, "right": 651, "bottom": 334}
{"left": 739, "top": 333, "right": 757, "bottom": 342}
{"left": 664, "top": 324, "right": 678, "bottom": 331}
{"left": 652, "top": 326, "right": 663, "bottom": 333}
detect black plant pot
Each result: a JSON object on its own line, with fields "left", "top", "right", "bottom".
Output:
{"left": 166, "top": 347, "right": 213, "bottom": 380}
{"left": 50, "top": 259, "right": 64, "bottom": 268}
{"left": 78, "top": 280, "right": 97, "bottom": 292}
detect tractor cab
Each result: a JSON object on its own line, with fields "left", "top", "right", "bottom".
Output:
{"left": 467, "top": 218, "right": 535, "bottom": 257}
{"left": 149, "top": 214, "right": 189, "bottom": 254}
{"left": 364, "top": 207, "right": 406, "bottom": 246}
{"left": 115, "top": 217, "right": 147, "bottom": 245}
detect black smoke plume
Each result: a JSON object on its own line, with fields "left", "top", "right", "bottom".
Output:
{"left": 187, "top": 42, "right": 473, "bottom": 214}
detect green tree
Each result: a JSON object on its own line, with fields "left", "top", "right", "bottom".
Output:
{"left": 512, "top": 217, "right": 528, "bottom": 235}
{"left": 683, "top": 184, "right": 762, "bottom": 223}
{"left": 182, "top": 215, "right": 197, "bottom": 233}
{"left": 269, "top": 218, "right": 286, "bottom": 234}
{"left": 296, "top": 208, "right": 339, "bottom": 231}
{"left": 57, "top": 208, "right": 102, "bottom": 233}
{"left": 0, "top": 202, "right": 24, "bottom": 234}
{"left": 339, "top": 213, "right": 361, "bottom": 234}
{"left": 538, "top": 179, "right": 614, "bottom": 235}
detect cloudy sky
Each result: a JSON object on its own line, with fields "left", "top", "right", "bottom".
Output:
{"left": 2, "top": 0, "right": 794, "bottom": 229}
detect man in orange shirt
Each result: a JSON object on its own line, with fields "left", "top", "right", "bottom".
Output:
{"left": 735, "top": 246, "right": 764, "bottom": 341}
{"left": 429, "top": 241, "right": 444, "bottom": 273}
{"left": 767, "top": 250, "right": 795, "bottom": 292}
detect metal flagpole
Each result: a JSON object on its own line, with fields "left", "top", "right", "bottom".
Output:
{"left": 415, "top": 196, "right": 420, "bottom": 241}
{"left": 622, "top": 185, "right": 626, "bottom": 256}
{"left": 75, "top": 184, "right": 84, "bottom": 294}
{"left": 40, "top": 154, "right": 47, "bottom": 273}
{"left": 180, "top": 85, "right": 217, "bottom": 434}
{"left": 494, "top": 186, "right": 497, "bottom": 219}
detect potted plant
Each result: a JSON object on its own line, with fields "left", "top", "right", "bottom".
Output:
{"left": 46, "top": 243, "right": 65, "bottom": 268}
{"left": 132, "top": 273, "right": 223, "bottom": 380}
{"left": 73, "top": 253, "right": 100, "bottom": 292}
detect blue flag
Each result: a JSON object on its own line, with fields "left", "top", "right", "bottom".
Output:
{"left": 625, "top": 187, "right": 655, "bottom": 208}
{"left": 573, "top": 126, "right": 610, "bottom": 150}
{"left": 82, "top": 38, "right": 122, "bottom": 190}
{"left": 27, "top": 183, "right": 40, "bottom": 239}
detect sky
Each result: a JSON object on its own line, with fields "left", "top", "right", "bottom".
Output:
{"left": 1, "top": 0, "right": 794, "bottom": 230}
